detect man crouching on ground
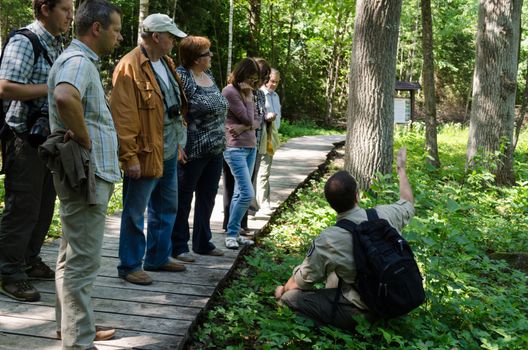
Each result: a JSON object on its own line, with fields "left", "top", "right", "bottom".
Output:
{"left": 274, "top": 148, "right": 415, "bottom": 331}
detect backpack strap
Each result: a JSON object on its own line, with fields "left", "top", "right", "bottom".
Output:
{"left": 331, "top": 211, "right": 377, "bottom": 318}
{"left": 15, "top": 28, "right": 53, "bottom": 66}
{"left": 1, "top": 28, "right": 52, "bottom": 66}
{"left": 332, "top": 218, "right": 360, "bottom": 319}
{"left": 366, "top": 208, "right": 379, "bottom": 221}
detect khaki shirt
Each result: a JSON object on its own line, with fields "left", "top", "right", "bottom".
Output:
{"left": 291, "top": 200, "right": 415, "bottom": 309}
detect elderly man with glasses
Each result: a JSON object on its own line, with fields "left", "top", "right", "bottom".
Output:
{"left": 110, "top": 13, "right": 188, "bottom": 286}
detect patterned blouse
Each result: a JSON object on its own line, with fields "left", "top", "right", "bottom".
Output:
{"left": 176, "top": 66, "right": 228, "bottom": 160}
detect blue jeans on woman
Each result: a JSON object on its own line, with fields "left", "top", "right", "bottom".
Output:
{"left": 117, "top": 156, "right": 178, "bottom": 278}
{"left": 223, "top": 147, "right": 257, "bottom": 238}
{"left": 172, "top": 154, "right": 223, "bottom": 255}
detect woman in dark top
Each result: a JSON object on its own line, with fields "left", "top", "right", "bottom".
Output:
{"left": 171, "top": 36, "right": 228, "bottom": 261}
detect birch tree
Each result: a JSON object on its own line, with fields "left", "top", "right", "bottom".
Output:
{"left": 227, "top": 0, "right": 234, "bottom": 78}
{"left": 137, "top": 0, "right": 149, "bottom": 45}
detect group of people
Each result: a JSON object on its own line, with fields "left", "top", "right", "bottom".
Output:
{"left": 0, "top": 0, "right": 418, "bottom": 348}
{"left": 0, "top": 0, "right": 282, "bottom": 348}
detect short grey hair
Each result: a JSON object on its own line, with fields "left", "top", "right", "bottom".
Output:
{"left": 75, "top": 0, "right": 122, "bottom": 36}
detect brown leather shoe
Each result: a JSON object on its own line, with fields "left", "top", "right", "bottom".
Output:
{"left": 124, "top": 270, "right": 153, "bottom": 285}
{"left": 145, "top": 257, "right": 186, "bottom": 272}
{"left": 57, "top": 326, "right": 116, "bottom": 341}
{"left": 203, "top": 248, "right": 224, "bottom": 256}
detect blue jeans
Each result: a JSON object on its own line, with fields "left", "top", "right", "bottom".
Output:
{"left": 118, "top": 157, "right": 178, "bottom": 277}
{"left": 223, "top": 147, "right": 257, "bottom": 238}
{"left": 172, "top": 154, "right": 223, "bottom": 255}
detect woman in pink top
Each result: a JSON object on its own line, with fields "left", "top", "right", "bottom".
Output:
{"left": 221, "top": 58, "right": 261, "bottom": 249}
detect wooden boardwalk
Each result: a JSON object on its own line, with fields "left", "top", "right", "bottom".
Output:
{"left": 0, "top": 135, "right": 344, "bottom": 350}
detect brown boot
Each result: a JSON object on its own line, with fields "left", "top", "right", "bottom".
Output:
{"left": 0, "top": 279, "right": 40, "bottom": 302}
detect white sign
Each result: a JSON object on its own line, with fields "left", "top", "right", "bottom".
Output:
{"left": 394, "top": 98, "right": 411, "bottom": 124}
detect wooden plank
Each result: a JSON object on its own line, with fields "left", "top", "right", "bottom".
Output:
{"left": 39, "top": 245, "right": 238, "bottom": 270}
{"left": 0, "top": 304, "right": 191, "bottom": 336}
{"left": 15, "top": 286, "right": 210, "bottom": 309}
{"left": 0, "top": 317, "right": 182, "bottom": 349}
{"left": 0, "top": 293, "right": 201, "bottom": 321}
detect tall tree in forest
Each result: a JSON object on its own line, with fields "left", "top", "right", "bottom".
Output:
{"left": 137, "top": 0, "right": 149, "bottom": 44}
{"left": 344, "top": 0, "right": 403, "bottom": 189}
{"left": 227, "top": 0, "right": 234, "bottom": 78}
{"left": 466, "top": 0, "right": 522, "bottom": 185}
{"left": 421, "top": 0, "right": 440, "bottom": 168}
{"left": 172, "top": 0, "right": 178, "bottom": 20}
{"left": 247, "top": 0, "right": 261, "bottom": 56}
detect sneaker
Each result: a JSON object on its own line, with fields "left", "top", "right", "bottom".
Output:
{"left": 0, "top": 279, "right": 40, "bottom": 302}
{"left": 145, "top": 257, "right": 186, "bottom": 272}
{"left": 255, "top": 206, "right": 273, "bottom": 217}
{"left": 123, "top": 270, "right": 152, "bottom": 285}
{"left": 203, "top": 248, "right": 224, "bottom": 256}
{"left": 225, "top": 237, "right": 239, "bottom": 250}
{"left": 175, "top": 252, "right": 196, "bottom": 263}
{"left": 236, "top": 236, "right": 254, "bottom": 246}
{"left": 57, "top": 325, "right": 116, "bottom": 341}
{"left": 26, "top": 261, "right": 55, "bottom": 280}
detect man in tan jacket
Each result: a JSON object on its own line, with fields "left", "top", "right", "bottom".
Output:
{"left": 110, "top": 13, "right": 188, "bottom": 285}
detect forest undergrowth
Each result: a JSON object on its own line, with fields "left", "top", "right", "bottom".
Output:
{"left": 191, "top": 124, "right": 528, "bottom": 350}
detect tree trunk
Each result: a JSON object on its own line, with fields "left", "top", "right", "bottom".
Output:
{"left": 269, "top": 3, "right": 276, "bottom": 65}
{"left": 226, "top": 0, "right": 234, "bottom": 78}
{"left": 325, "top": 13, "right": 347, "bottom": 125}
{"left": 466, "top": 0, "right": 521, "bottom": 186}
{"left": 280, "top": 0, "right": 299, "bottom": 107}
{"left": 406, "top": 18, "right": 419, "bottom": 82}
{"left": 344, "top": 0, "right": 403, "bottom": 190}
{"left": 172, "top": 0, "right": 178, "bottom": 21}
{"left": 421, "top": 0, "right": 440, "bottom": 168}
{"left": 513, "top": 70, "right": 528, "bottom": 151}
{"left": 0, "top": 0, "right": 4, "bottom": 49}
{"left": 137, "top": 0, "right": 149, "bottom": 45}
{"left": 247, "top": 0, "right": 261, "bottom": 57}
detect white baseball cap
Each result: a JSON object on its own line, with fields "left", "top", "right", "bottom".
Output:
{"left": 142, "top": 14, "right": 187, "bottom": 38}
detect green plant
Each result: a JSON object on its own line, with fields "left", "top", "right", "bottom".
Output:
{"left": 192, "top": 125, "right": 528, "bottom": 349}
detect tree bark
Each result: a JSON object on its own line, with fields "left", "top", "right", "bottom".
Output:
{"left": 137, "top": 0, "right": 149, "bottom": 45}
{"left": 280, "top": 0, "right": 300, "bottom": 107}
{"left": 421, "top": 0, "right": 440, "bottom": 168}
{"left": 226, "top": 0, "right": 234, "bottom": 78}
{"left": 247, "top": 0, "right": 261, "bottom": 57}
{"left": 466, "top": 0, "right": 522, "bottom": 186}
{"left": 172, "top": 0, "right": 178, "bottom": 21}
{"left": 513, "top": 70, "right": 528, "bottom": 151}
{"left": 345, "top": 0, "right": 403, "bottom": 190}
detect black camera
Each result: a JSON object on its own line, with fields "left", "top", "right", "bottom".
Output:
{"left": 167, "top": 105, "right": 181, "bottom": 120}
{"left": 28, "top": 104, "right": 50, "bottom": 148}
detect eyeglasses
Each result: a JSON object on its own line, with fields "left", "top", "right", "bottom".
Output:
{"left": 199, "top": 50, "right": 213, "bottom": 57}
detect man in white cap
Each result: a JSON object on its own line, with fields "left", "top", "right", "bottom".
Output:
{"left": 110, "top": 14, "right": 188, "bottom": 285}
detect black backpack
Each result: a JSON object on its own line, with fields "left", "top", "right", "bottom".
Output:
{"left": 335, "top": 208, "right": 425, "bottom": 318}
{"left": 0, "top": 28, "right": 52, "bottom": 173}
{"left": 0, "top": 28, "right": 52, "bottom": 137}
